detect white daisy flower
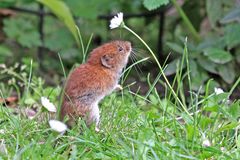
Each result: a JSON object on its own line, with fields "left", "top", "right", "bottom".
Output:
{"left": 202, "top": 138, "right": 211, "bottom": 147}
{"left": 0, "top": 64, "right": 6, "bottom": 69}
{"left": 0, "top": 129, "right": 4, "bottom": 134}
{"left": 109, "top": 12, "right": 124, "bottom": 29}
{"left": 41, "top": 97, "right": 56, "bottom": 112}
{"left": 220, "top": 147, "right": 225, "bottom": 151}
{"left": 49, "top": 120, "right": 67, "bottom": 133}
{"left": 214, "top": 87, "right": 224, "bottom": 95}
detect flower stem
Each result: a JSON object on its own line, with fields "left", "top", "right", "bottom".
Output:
{"left": 171, "top": 0, "right": 201, "bottom": 42}
{"left": 228, "top": 75, "right": 240, "bottom": 99}
{"left": 124, "top": 25, "right": 191, "bottom": 117}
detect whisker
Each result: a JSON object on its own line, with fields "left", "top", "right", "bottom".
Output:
{"left": 131, "top": 50, "right": 152, "bottom": 64}
{"left": 132, "top": 49, "right": 148, "bottom": 58}
{"left": 132, "top": 47, "right": 147, "bottom": 53}
{"left": 129, "top": 56, "right": 142, "bottom": 76}
{"left": 121, "top": 57, "right": 150, "bottom": 78}
{"left": 130, "top": 53, "right": 143, "bottom": 76}
{"left": 131, "top": 52, "right": 138, "bottom": 61}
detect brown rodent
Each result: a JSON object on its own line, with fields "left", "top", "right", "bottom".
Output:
{"left": 60, "top": 40, "right": 132, "bottom": 131}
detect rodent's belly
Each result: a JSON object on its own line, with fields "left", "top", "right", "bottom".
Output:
{"left": 105, "top": 83, "right": 118, "bottom": 95}
{"left": 92, "top": 81, "right": 117, "bottom": 101}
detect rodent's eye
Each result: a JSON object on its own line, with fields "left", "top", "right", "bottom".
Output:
{"left": 118, "top": 46, "right": 124, "bottom": 52}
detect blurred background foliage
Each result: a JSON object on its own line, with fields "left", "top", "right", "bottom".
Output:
{"left": 0, "top": 0, "right": 240, "bottom": 98}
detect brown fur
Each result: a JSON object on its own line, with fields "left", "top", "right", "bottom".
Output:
{"left": 60, "top": 40, "right": 131, "bottom": 131}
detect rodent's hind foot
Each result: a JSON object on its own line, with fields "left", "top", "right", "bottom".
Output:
{"left": 95, "top": 127, "right": 100, "bottom": 132}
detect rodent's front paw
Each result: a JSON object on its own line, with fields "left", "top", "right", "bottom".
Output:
{"left": 115, "top": 84, "right": 123, "bottom": 91}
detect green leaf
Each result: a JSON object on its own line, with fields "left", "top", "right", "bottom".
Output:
{"left": 199, "top": 116, "right": 213, "bottom": 129}
{"left": 0, "top": 45, "right": 12, "bottom": 57}
{"left": 197, "top": 57, "right": 218, "bottom": 74}
{"left": 24, "top": 97, "right": 36, "bottom": 105}
{"left": 224, "top": 23, "right": 240, "bottom": 49}
{"left": 214, "top": 93, "right": 229, "bottom": 103}
{"left": 216, "top": 122, "right": 238, "bottom": 134}
{"left": 228, "top": 101, "right": 240, "bottom": 119}
{"left": 197, "top": 36, "right": 226, "bottom": 52}
{"left": 3, "top": 18, "right": 41, "bottom": 48}
{"left": 143, "top": 0, "right": 169, "bottom": 11}
{"left": 0, "top": 45, "right": 13, "bottom": 63}
{"left": 186, "top": 125, "right": 194, "bottom": 140}
{"left": 203, "top": 48, "right": 232, "bottom": 64}
{"left": 204, "top": 105, "right": 219, "bottom": 112}
{"left": 45, "top": 27, "right": 74, "bottom": 51}
{"left": 65, "top": 0, "right": 99, "bottom": 19}
{"left": 217, "top": 63, "right": 236, "bottom": 84}
{"left": 190, "top": 60, "right": 208, "bottom": 91}
{"left": 180, "top": 112, "right": 193, "bottom": 124}
{"left": 206, "top": 0, "right": 223, "bottom": 27}
{"left": 138, "top": 128, "right": 155, "bottom": 147}
{"left": 21, "top": 0, "right": 36, "bottom": 3}
{"left": 220, "top": 7, "right": 240, "bottom": 24}
{"left": 149, "top": 94, "right": 158, "bottom": 105}
{"left": 38, "top": 0, "right": 79, "bottom": 46}
{"left": 137, "top": 127, "right": 156, "bottom": 159}
{"left": 0, "top": 0, "right": 16, "bottom": 8}
{"left": 166, "top": 42, "right": 184, "bottom": 54}
{"left": 164, "top": 58, "right": 183, "bottom": 76}
{"left": 93, "top": 152, "right": 111, "bottom": 159}
{"left": 146, "top": 107, "right": 159, "bottom": 119}
{"left": 18, "top": 31, "right": 41, "bottom": 48}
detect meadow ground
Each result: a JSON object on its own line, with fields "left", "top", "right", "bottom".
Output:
{"left": 0, "top": 63, "right": 239, "bottom": 159}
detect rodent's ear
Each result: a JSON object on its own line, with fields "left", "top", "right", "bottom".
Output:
{"left": 101, "top": 55, "right": 113, "bottom": 68}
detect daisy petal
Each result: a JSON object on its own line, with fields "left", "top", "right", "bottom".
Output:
{"left": 41, "top": 97, "right": 57, "bottom": 112}
{"left": 202, "top": 139, "right": 211, "bottom": 147}
{"left": 109, "top": 12, "right": 124, "bottom": 29}
{"left": 49, "top": 120, "right": 67, "bottom": 133}
{"left": 214, "top": 87, "right": 224, "bottom": 95}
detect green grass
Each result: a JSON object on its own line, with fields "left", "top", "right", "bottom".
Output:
{"left": 0, "top": 60, "right": 240, "bottom": 160}
{"left": 0, "top": 34, "right": 239, "bottom": 159}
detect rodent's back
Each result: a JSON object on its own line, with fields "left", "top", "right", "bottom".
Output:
{"left": 64, "top": 64, "right": 118, "bottom": 100}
